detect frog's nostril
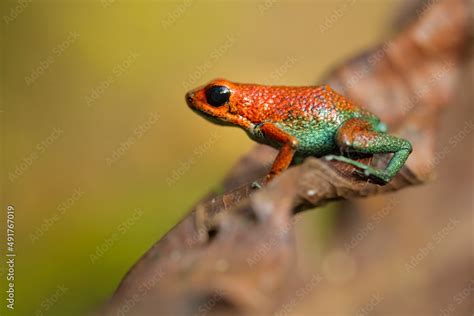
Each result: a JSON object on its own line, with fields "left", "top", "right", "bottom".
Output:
{"left": 186, "top": 92, "right": 194, "bottom": 105}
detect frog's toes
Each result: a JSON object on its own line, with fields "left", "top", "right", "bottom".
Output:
{"left": 324, "top": 155, "right": 336, "bottom": 161}
{"left": 251, "top": 181, "right": 262, "bottom": 190}
{"left": 370, "top": 175, "right": 390, "bottom": 185}
{"left": 362, "top": 167, "right": 377, "bottom": 177}
{"left": 363, "top": 168, "right": 391, "bottom": 184}
{"left": 354, "top": 168, "right": 368, "bottom": 179}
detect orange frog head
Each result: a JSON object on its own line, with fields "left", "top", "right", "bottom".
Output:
{"left": 185, "top": 79, "right": 261, "bottom": 130}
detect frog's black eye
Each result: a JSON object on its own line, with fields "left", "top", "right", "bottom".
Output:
{"left": 205, "top": 85, "right": 231, "bottom": 107}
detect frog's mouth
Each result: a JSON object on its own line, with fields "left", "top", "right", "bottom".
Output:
{"left": 191, "top": 107, "right": 254, "bottom": 130}
{"left": 193, "top": 108, "right": 232, "bottom": 126}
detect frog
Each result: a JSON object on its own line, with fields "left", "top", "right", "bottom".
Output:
{"left": 185, "top": 79, "right": 412, "bottom": 185}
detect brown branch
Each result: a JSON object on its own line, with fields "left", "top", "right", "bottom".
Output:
{"left": 104, "top": 0, "right": 471, "bottom": 315}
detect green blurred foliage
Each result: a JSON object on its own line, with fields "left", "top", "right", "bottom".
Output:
{"left": 1, "top": 0, "right": 395, "bottom": 315}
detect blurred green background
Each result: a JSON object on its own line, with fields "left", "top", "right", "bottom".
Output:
{"left": 1, "top": 1, "right": 396, "bottom": 315}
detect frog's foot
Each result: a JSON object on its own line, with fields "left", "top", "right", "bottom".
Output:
{"left": 251, "top": 181, "right": 263, "bottom": 190}
{"left": 357, "top": 166, "right": 390, "bottom": 185}
{"left": 325, "top": 155, "right": 370, "bottom": 170}
{"left": 332, "top": 118, "right": 412, "bottom": 185}
{"left": 324, "top": 154, "right": 390, "bottom": 184}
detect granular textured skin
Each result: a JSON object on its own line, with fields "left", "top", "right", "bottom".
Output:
{"left": 186, "top": 79, "right": 412, "bottom": 184}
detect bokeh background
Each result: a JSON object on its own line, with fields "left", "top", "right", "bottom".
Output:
{"left": 1, "top": 0, "right": 472, "bottom": 315}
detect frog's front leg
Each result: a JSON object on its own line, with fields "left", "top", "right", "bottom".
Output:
{"left": 326, "top": 118, "right": 412, "bottom": 184}
{"left": 256, "top": 123, "right": 299, "bottom": 183}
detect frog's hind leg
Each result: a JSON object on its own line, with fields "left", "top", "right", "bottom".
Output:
{"left": 325, "top": 118, "right": 412, "bottom": 184}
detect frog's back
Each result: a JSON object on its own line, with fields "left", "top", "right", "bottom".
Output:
{"left": 269, "top": 85, "right": 379, "bottom": 156}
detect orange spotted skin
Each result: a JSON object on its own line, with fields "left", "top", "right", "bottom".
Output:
{"left": 229, "top": 83, "right": 367, "bottom": 123}
{"left": 186, "top": 79, "right": 380, "bottom": 155}
{"left": 186, "top": 79, "right": 411, "bottom": 184}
